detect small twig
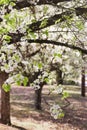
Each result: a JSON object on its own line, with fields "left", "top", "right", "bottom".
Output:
{"left": 62, "top": 98, "right": 70, "bottom": 109}
{"left": 42, "top": 97, "right": 50, "bottom": 106}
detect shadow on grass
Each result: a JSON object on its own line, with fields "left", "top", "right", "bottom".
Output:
{"left": 0, "top": 119, "right": 27, "bottom": 130}
{"left": 10, "top": 86, "right": 87, "bottom": 130}
{"left": 12, "top": 124, "right": 27, "bottom": 130}
{"left": 11, "top": 94, "right": 87, "bottom": 130}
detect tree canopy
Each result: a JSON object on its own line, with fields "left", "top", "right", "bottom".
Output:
{"left": 0, "top": 0, "right": 87, "bottom": 54}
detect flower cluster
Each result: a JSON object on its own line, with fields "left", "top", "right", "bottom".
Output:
{"left": 55, "top": 84, "right": 63, "bottom": 94}
{"left": 50, "top": 104, "right": 64, "bottom": 119}
{"left": 0, "top": 44, "right": 22, "bottom": 73}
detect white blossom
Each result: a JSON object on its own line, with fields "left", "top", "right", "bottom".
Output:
{"left": 50, "top": 104, "right": 64, "bottom": 119}
{"left": 33, "top": 85, "right": 40, "bottom": 90}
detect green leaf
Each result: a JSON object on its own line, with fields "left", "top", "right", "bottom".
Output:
{"left": 0, "top": 27, "right": 8, "bottom": 35}
{"left": 43, "top": 30, "right": 49, "bottom": 37}
{"left": 16, "top": 80, "right": 21, "bottom": 86}
{"left": 13, "top": 74, "right": 22, "bottom": 85}
{"left": 0, "top": 0, "right": 16, "bottom": 5}
{"left": 23, "top": 77, "right": 28, "bottom": 86}
{"left": 30, "top": 32, "right": 37, "bottom": 39}
{"left": 44, "top": 77, "right": 49, "bottom": 83}
{"left": 27, "top": 29, "right": 37, "bottom": 39}
{"left": 4, "top": 13, "right": 10, "bottom": 20}
{"left": 58, "top": 112, "right": 64, "bottom": 119}
{"left": 0, "top": 0, "right": 10, "bottom": 5}
{"left": 40, "top": 19, "right": 48, "bottom": 28}
{"left": 54, "top": 53, "right": 62, "bottom": 58}
{"left": 2, "top": 84, "right": 11, "bottom": 92}
{"left": 4, "top": 64, "right": 9, "bottom": 69}
{"left": 55, "top": 19, "right": 61, "bottom": 24}
{"left": 13, "top": 54, "right": 20, "bottom": 62}
{"left": 3, "top": 35, "right": 12, "bottom": 42}
{"left": 43, "top": 6, "right": 48, "bottom": 14}
{"left": 62, "top": 92, "right": 69, "bottom": 99}
{"left": 10, "top": 2, "right": 16, "bottom": 6}
{"left": 14, "top": 74, "right": 28, "bottom": 86}
{"left": 75, "top": 21, "right": 84, "bottom": 30}
{"left": 4, "top": 13, "right": 16, "bottom": 29}
{"left": 38, "top": 63, "right": 43, "bottom": 69}
{"left": 16, "top": 74, "right": 21, "bottom": 79}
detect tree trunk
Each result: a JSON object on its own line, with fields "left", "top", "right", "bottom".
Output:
{"left": 34, "top": 83, "right": 43, "bottom": 110}
{"left": 56, "top": 69, "right": 63, "bottom": 85}
{"left": 0, "top": 72, "right": 11, "bottom": 125}
{"left": 81, "top": 67, "right": 85, "bottom": 97}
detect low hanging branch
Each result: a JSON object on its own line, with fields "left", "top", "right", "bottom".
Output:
{"left": 27, "top": 39, "right": 87, "bottom": 54}
{"left": 14, "top": 0, "right": 72, "bottom": 9}
{"left": 1, "top": 1, "right": 87, "bottom": 56}
{"left": 0, "top": 8, "right": 87, "bottom": 24}
{"left": 28, "top": 11, "right": 72, "bottom": 32}
{"left": 6, "top": 6, "right": 87, "bottom": 44}
{"left": 8, "top": 36, "right": 87, "bottom": 54}
{"left": 7, "top": 11, "right": 72, "bottom": 44}
{"left": 13, "top": 0, "right": 87, "bottom": 21}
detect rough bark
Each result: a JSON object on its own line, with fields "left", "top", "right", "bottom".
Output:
{"left": 28, "top": 11, "right": 72, "bottom": 32}
{"left": 27, "top": 39, "right": 87, "bottom": 55}
{"left": 0, "top": 72, "right": 11, "bottom": 125}
{"left": 81, "top": 67, "right": 85, "bottom": 97}
{"left": 75, "top": 8, "right": 87, "bottom": 17}
{"left": 14, "top": 0, "right": 72, "bottom": 9}
{"left": 56, "top": 69, "right": 63, "bottom": 85}
{"left": 34, "top": 82, "right": 44, "bottom": 110}
{"left": 13, "top": 0, "right": 87, "bottom": 13}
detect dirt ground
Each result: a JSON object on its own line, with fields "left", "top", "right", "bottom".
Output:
{"left": 0, "top": 85, "right": 87, "bottom": 130}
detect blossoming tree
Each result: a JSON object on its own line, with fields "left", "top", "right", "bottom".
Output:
{"left": 0, "top": 0, "right": 87, "bottom": 125}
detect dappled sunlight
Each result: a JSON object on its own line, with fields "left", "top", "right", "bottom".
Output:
{"left": 3, "top": 86, "right": 85, "bottom": 130}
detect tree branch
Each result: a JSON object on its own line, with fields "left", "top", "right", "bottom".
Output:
{"left": 7, "top": 7, "right": 87, "bottom": 46}
{"left": 0, "top": 18, "right": 3, "bottom": 22}
{"left": 75, "top": 7, "right": 87, "bottom": 16}
{"left": 13, "top": 0, "right": 87, "bottom": 20}
{"left": 28, "top": 11, "right": 72, "bottom": 32}
{"left": 14, "top": 0, "right": 71, "bottom": 9}
{"left": 26, "top": 48, "right": 40, "bottom": 57}
{"left": 8, "top": 11, "right": 72, "bottom": 44}
{"left": 8, "top": 32, "right": 24, "bottom": 43}
{"left": 27, "top": 39, "right": 87, "bottom": 54}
